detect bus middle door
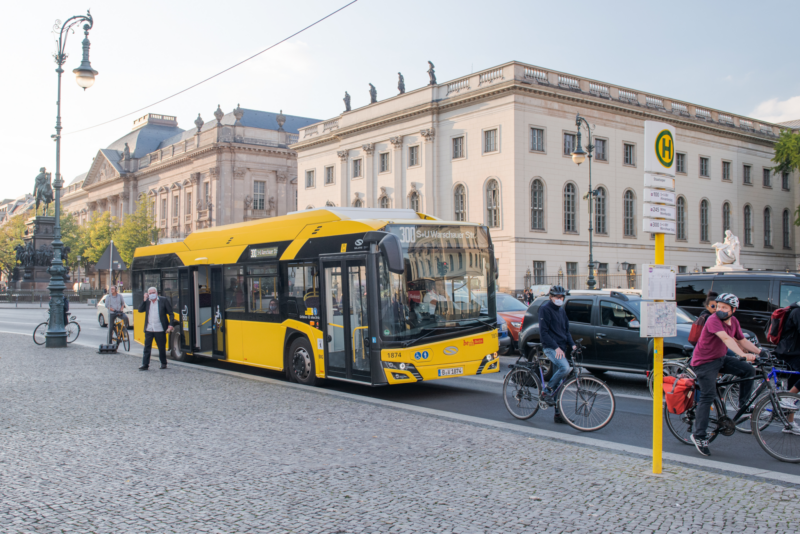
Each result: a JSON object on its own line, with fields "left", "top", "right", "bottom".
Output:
{"left": 210, "top": 265, "right": 226, "bottom": 358}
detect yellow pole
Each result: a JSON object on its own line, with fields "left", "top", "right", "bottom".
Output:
{"left": 653, "top": 233, "right": 665, "bottom": 474}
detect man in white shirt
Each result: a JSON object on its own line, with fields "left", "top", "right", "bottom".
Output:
{"left": 137, "top": 287, "right": 174, "bottom": 370}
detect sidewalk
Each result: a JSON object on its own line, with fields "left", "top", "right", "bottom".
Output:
{"left": 1, "top": 332, "right": 797, "bottom": 533}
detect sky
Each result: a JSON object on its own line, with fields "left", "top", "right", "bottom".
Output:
{"left": 3, "top": 0, "right": 799, "bottom": 200}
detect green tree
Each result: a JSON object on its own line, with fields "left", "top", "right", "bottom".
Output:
{"left": 115, "top": 197, "right": 158, "bottom": 267}
{"left": 59, "top": 208, "right": 88, "bottom": 277}
{"left": 772, "top": 129, "right": 800, "bottom": 224}
{"left": 0, "top": 214, "right": 27, "bottom": 283}
{"left": 85, "top": 211, "right": 120, "bottom": 265}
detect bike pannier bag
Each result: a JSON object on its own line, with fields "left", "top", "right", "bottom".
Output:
{"left": 765, "top": 306, "right": 791, "bottom": 345}
{"left": 663, "top": 375, "right": 696, "bottom": 415}
{"left": 688, "top": 315, "right": 707, "bottom": 346}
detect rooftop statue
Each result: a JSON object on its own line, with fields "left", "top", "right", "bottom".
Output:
{"left": 343, "top": 91, "right": 351, "bottom": 112}
{"left": 398, "top": 72, "right": 405, "bottom": 94}
{"left": 427, "top": 61, "right": 437, "bottom": 85}
{"left": 369, "top": 83, "right": 377, "bottom": 104}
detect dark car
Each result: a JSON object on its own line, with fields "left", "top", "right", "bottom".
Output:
{"left": 677, "top": 271, "right": 800, "bottom": 346}
{"left": 497, "top": 314, "right": 512, "bottom": 355}
{"left": 518, "top": 290, "right": 760, "bottom": 378}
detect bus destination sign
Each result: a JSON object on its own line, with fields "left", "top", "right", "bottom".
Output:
{"left": 250, "top": 246, "right": 278, "bottom": 259}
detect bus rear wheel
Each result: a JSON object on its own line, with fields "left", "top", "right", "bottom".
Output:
{"left": 170, "top": 330, "right": 195, "bottom": 362}
{"left": 288, "top": 337, "right": 317, "bottom": 387}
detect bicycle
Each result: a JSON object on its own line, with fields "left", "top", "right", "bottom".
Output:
{"left": 665, "top": 350, "right": 800, "bottom": 463}
{"left": 503, "top": 339, "right": 616, "bottom": 432}
{"left": 722, "top": 357, "right": 798, "bottom": 434}
{"left": 33, "top": 312, "right": 80, "bottom": 345}
{"left": 648, "top": 351, "right": 696, "bottom": 398}
{"left": 107, "top": 312, "right": 130, "bottom": 352}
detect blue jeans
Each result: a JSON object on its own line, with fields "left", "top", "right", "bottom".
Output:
{"left": 544, "top": 347, "right": 571, "bottom": 392}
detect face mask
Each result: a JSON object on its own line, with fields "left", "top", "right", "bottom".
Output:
{"left": 715, "top": 310, "right": 730, "bottom": 321}
{"left": 553, "top": 299, "right": 564, "bottom": 307}
{"left": 148, "top": 293, "right": 157, "bottom": 301}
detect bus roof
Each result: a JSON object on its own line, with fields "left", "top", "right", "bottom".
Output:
{"left": 134, "top": 208, "right": 483, "bottom": 263}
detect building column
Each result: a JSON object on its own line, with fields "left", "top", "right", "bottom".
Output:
{"left": 363, "top": 143, "right": 375, "bottom": 208}
{"left": 277, "top": 172, "right": 288, "bottom": 215}
{"left": 421, "top": 128, "right": 436, "bottom": 215}
{"left": 338, "top": 150, "right": 349, "bottom": 208}
{"left": 209, "top": 166, "right": 220, "bottom": 226}
{"left": 390, "top": 136, "right": 404, "bottom": 208}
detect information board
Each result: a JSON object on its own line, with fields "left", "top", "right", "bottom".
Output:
{"left": 643, "top": 218, "right": 676, "bottom": 235}
{"left": 639, "top": 301, "right": 678, "bottom": 338}
{"left": 644, "top": 121, "right": 676, "bottom": 177}
{"left": 644, "top": 173, "right": 675, "bottom": 190}
{"left": 641, "top": 264, "right": 677, "bottom": 300}
{"left": 643, "top": 188, "right": 676, "bottom": 205}
{"left": 643, "top": 202, "right": 676, "bottom": 220}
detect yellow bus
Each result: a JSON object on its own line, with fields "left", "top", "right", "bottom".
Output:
{"left": 131, "top": 207, "right": 499, "bottom": 386}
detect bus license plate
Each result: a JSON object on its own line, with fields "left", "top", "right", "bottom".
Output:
{"left": 438, "top": 367, "right": 463, "bottom": 377}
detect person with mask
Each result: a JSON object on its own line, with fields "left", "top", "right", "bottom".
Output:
{"left": 690, "top": 293, "right": 760, "bottom": 456}
{"left": 267, "top": 299, "right": 279, "bottom": 314}
{"left": 538, "top": 285, "right": 576, "bottom": 423}
{"left": 137, "top": 287, "right": 174, "bottom": 370}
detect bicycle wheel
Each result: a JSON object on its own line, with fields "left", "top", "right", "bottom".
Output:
{"left": 65, "top": 321, "right": 81, "bottom": 344}
{"left": 723, "top": 382, "right": 771, "bottom": 434}
{"left": 108, "top": 322, "right": 120, "bottom": 346}
{"left": 503, "top": 368, "right": 541, "bottom": 420}
{"left": 664, "top": 402, "right": 720, "bottom": 445}
{"left": 648, "top": 360, "right": 694, "bottom": 399}
{"left": 120, "top": 327, "right": 130, "bottom": 352}
{"left": 751, "top": 392, "right": 800, "bottom": 463}
{"left": 33, "top": 322, "right": 48, "bottom": 345}
{"left": 557, "top": 375, "right": 616, "bottom": 432}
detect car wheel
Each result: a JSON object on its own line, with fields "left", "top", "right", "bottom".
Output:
{"left": 98, "top": 314, "right": 106, "bottom": 327}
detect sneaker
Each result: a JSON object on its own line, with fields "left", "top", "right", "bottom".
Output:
{"left": 542, "top": 391, "right": 556, "bottom": 407}
{"left": 691, "top": 434, "right": 711, "bottom": 457}
{"left": 779, "top": 398, "right": 799, "bottom": 412}
{"left": 782, "top": 422, "right": 800, "bottom": 435}
{"left": 554, "top": 413, "right": 566, "bottom": 424}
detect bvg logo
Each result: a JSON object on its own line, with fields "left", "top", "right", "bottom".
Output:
{"left": 443, "top": 346, "right": 459, "bottom": 356}
{"left": 654, "top": 129, "right": 674, "bottom": 169}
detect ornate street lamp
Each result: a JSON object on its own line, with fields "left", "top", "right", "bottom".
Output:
{"left": 571, "top": 113, "right": 597, "bottom": 289}
{"left": 46, "top": 10, "right": 97, "bottom": 348}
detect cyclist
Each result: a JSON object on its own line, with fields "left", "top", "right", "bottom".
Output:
{"left": 690, "top": 292, "right": 760, "bottom": 456}
{"left": 539, "top": 285, "right": 576, "bottom": 424}
{"left": 775, "top": 299, "right": 800, "bottom": 434}
{"left": 105, "top": 285, "right": 126, "bottom": 342}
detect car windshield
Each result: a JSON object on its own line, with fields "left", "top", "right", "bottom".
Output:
{"left": 123, "top": 295, "right": 132, "bottom": 306}
{"left": 378, "top": 225, "right": 495, "bottom": 341}
{"left": 476, "top": 292, "right": 527, "bottom": 312}
{"left": 624, "top": 300, "right": 696, "bottom": 325}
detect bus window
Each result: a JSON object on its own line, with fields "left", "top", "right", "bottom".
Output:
{"left": 162, "top": 270, "right": 179, "bottom": 309}
{"left": 247, "top": 264, "right": 279, "bottom": 318}
{"left": 143, "top": 272, "right": 161, "bottom": 294}
{"left": 224, "top": 266, "right": 245, "bottom": 312}
{"left": 285, "top": 263, "right": 320, "bottom": 319}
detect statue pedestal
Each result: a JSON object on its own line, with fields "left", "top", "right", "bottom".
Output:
{"left": 706, "top": 264, "right": 747, "bottom": 272}
{"left": 11, "top": 216, "right": 65, "bottom": 291}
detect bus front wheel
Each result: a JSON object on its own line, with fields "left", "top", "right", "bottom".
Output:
{"left": 288, "top": 337, "right": 317, "bottom": 387}
{"left": 170, "top": 330, "right": 195, "bottom": 363}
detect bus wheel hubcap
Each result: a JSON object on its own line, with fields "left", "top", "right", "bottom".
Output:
{"left": 293, "top": 348, "right": 311, "bottom": 380}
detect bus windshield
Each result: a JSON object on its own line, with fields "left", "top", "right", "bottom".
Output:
{"left": 378, "top": 224, "right": 495, "bottom": 341}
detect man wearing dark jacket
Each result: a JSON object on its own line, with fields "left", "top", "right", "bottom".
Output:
{"left": 538, "top": 285, "right": 576, "bottom": 423}
{"left": 776, "top": 302, "right": 800, "bottom": 434}
{"left": 138, "top": 286, "right": 174, "bottom": 370}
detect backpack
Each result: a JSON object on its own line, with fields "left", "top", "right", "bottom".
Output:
{"left": 663, "top": 375, "right": 696, "bottom": 414}
{"left": 688, "top": 315, "right": 707, "bottom": 346}
{"left": 765, "top": 306, "right": 791, "bottom": 345}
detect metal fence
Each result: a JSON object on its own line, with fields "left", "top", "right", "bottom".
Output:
{"left": 0, "top": 290, "right": 106, "bottom": 304}
{"left": 533, "top": 274, "right": 641, "bottom": 291}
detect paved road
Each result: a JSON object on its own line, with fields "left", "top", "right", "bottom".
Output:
{"left": 3, "top": 306, "right": 798, "bottom": 476}
{"left": 2, "top": 333, "right": 798, "bottom": 533}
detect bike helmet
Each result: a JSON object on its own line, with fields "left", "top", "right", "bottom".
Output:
{"left": 549, "top": 285, "right": 567, "bottom": 297}
{"left": 715, "top": 292, "right": 739, "bottom": 309}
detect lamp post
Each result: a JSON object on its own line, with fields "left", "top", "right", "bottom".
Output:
{"left": 571, "top": 113, "right": 597, "bottom": 290}
{"left": 45, "top": 10, "right": 98, "bottom": 348}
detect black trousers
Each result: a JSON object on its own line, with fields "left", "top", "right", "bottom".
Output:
{"left": 142, "top": 331, "right": 167, "bottom": 367}
{"left": 694, "top": 355, "right": 755, "bottom": 438}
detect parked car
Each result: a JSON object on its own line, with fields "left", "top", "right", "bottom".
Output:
{"left": 97, "top": 292, "right": 134, "bottom": 329}
{"left": 475, "top": 291, "right": 528, "bottom": 353}
{"left": 677, "top": 271, "right": 800, "bottom": 346}
{"left": 497, "top": 314, "right": 512, "bottom": 355}
{"left": 518, "top": 290, "right": 760, "bottom": 379}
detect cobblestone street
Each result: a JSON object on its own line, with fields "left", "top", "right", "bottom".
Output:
{"left": 1, "top": 332, "right": 799, "bottom": 533}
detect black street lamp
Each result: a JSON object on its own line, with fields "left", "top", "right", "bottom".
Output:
{"left": 46, "top": 10, "right": 97, "bottom": 348}
{"left": 571, "top": 113, "right": 598, "bottom": 290}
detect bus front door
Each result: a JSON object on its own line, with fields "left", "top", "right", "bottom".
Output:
{"left": 210, "top": 266, "right": 226, "bottom": 358}
{"left": 178, "top": 267, "right": 195, "bottom": 352}
{"left": 322, "top": 256, "right": 371, "bottom": 382}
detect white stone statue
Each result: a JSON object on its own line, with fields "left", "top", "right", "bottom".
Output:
{"left": 709, "top": 230, "right": 744, "bottom": 271}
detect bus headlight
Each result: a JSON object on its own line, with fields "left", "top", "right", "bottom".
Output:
{"left": 392, "top": 373, "right": 411, "bottom": 380}
{"left": 484, "top": 353, "right": 498, "bottom": 362}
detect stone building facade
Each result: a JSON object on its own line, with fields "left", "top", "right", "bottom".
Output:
{"left": 292, "top": 61, "right": 799, "bottom": 292}
{"left": 62, "top": 106, "right": 320, "bottom": 239}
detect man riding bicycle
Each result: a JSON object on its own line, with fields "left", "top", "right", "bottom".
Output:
{"left": 105, "top": 285, "right": 126, "bottom": 342}
{"left": 690, "top": 292, "right": 760, "bottom": 457}
{"left": 539, "top": 285, "right": 576, "bottom": 424}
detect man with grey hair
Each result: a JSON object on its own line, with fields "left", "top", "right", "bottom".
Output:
{"left": 137, "top": 287, "right": 174, "bottom": 370}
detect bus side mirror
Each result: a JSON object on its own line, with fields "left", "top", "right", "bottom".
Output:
{"left": 363, "top": 231, "right": 405, "bottom": 274}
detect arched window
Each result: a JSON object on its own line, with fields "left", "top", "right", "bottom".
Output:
{"left": 595, "top": 187, "right": 607, "bottom": 235}
{"left": 530, "top": 179, "right": 544, "bottom": 230}
{"left": 353, "top": 198, "right": 363, "bottom": 208}
{"left": 305, "top": 205, "right": 314, "bottom": 210}
{"left": 409, "top": 191, "right": 420, "bottom": 212}
{"left": 700, "top": 200, "right": 709, "bottom": 242}
{"left": 379, "top": 196, "right": 389, "bottom": 209}
{"left": 454, "top": 185, "right": 466, "bottom": 221}
{"left": 325, "top": 200, "right": 335, "bottom": 207}
{"left": 563, "top": 183, "right": 576, "bottom": 233}
{"left": 764, "top": 207, "right": 772, "bottom": 247}
{"left": 784, "top": 209, "right": 791, "bottom": 249}
{"left": 722, "top": 202, "right": 731, "bottom": 238}
{"left": 623, "top": 190, "right": 636, "bottom": 237}
{"left": 486, "top": 179, "right": 499, "bottom": 228}
{"left": 744, "top": 205, "right": 752, "bottom": 246}
{"left": 676, "top": 196, "right": 686, "bottom": 240}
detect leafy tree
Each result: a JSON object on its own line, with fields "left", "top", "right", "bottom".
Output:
{"left": 115, "top": 197, "right": 158, "bottom": 267}
{"left": 0, "top": 214, "right": 27, "bottom": 283}
{"left": 59, "top": 208, "right": 88, "bottom": 277}
{"left": 772, "top": 130, "right": 800, "bottom": 224}
{"left": 84, "top": 211, "right": 119, "bottom": 265}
